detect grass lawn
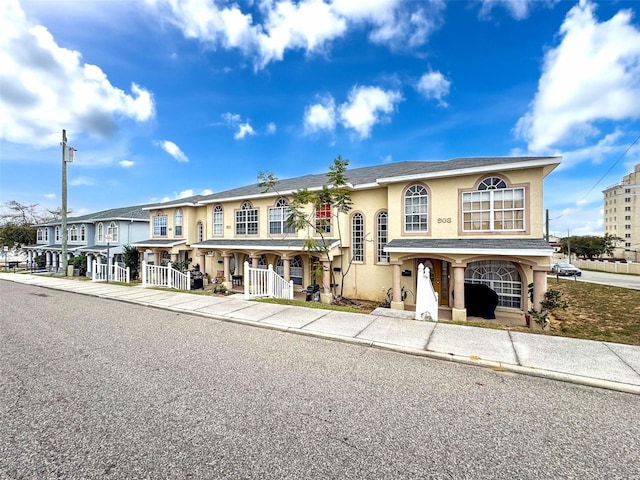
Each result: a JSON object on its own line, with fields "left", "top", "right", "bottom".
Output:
{"left": 540, "top": 278, "right": 640, "bottom": 346}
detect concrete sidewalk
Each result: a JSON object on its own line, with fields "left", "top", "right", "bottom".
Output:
{"left": 2, "top": 272, "right": 639, "bottom": 395}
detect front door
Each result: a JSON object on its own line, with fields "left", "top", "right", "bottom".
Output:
{"left": 415, "top": 258, "right": 449, "bottom": 306}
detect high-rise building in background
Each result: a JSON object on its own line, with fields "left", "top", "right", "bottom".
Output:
{"left": 603, "top": 164, "right": 640, "bottom": 261}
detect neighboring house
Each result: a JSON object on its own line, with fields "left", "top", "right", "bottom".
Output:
{"left": 603, "top": 163, "right": 640, "bottom": 261}
{"left": 23, "top": 204, "right": 151, "bottom": 275}
{"left": 134, "top": 156, "right": 560, "bottom": 322}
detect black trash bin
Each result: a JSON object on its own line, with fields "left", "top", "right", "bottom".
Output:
{"left": 305, "top": 284, "right": 320, "bottom": 302}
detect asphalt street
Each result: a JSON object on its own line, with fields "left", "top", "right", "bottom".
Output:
{"left": 1, "top": 282, "right": 639, "bottom": 479}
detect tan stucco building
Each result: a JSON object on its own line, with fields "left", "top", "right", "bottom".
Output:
{"left": 603, "top": 163, "right": 640, "bottom": 261}
{"left": 133, "top": 156, "right": 560, "bottom": 322}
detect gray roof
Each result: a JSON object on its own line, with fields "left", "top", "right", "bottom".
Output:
{"left": 37, "top": 202, "right": 153, "bottom": 226}
{"left": 143, "top": 195, "right": 208, "bottom": 210}
{"left": 198, "top": 156, "right": 560, "bottom": 203}
{"left": 386, "top": 238, "right": 553, "bottom": 251}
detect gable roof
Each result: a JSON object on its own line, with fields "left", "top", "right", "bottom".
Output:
{"left": 36, "top": 202, "right": 153, "bottom": 226}
{"left": 197, "top": 156, "right": 561, "bottom": 204}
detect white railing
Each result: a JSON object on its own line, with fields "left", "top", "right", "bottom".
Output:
{"left": 141, "top": 261, "right": 190, "bottom": 290}
{"left": 244, "top": 261, "right": 293, "bottom": 300}
{"left": 92, "top": 260, "right": 130, "bottom": 283}
{"left": 415, "top": 263, "right": 438, "bottom": 321}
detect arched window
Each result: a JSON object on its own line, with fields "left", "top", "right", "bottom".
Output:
{"left": 351, "top": 212, "right": 364, "bottom": 262}
{"left": 235, "top": 201, "right": 258, "bottom": 235}
{"left": 376, "top": 211, "right": 389, "bottom": 263}
{"left": 80, "top": 225, "right": 86, "bottom": 242}
{"left": 257, "top": 254, "right": 268, "bottom": 269}
{"left": 55, "top": 226, "right": 61, "bottom": 242}
{"left": 465, "top": 260, "right": 522, "bottom": 309}
{"left": 269, "top": 198, "right": 296, "bottom": 235}
{"left": 153, "top": 212, "right": 167, "bottom": 236}
{"left": 212, "top": 205, "right": 223, "bottom": 236}
{"left": 37, "top": 228, "right": 44, "bottom": 242}
{"left": 315, "top": 203, "right": 331, "bottom": 234}
{"left": 197, "top": 222, "right": 203, "bottom": 242}
{"left": 462, "top": 177, "right": 524, "bottom": 231}
{"left": 97, "top": 223, "right": 104, "bottom": 243}
{"left": 174, "top": 209, "right": 183, "bottom": 236}
{"left": 69, "top": 225, "right": 78, "bottom": 242}
{"left": 276, "top": 256, "right": 303, "bottom": 286}
{"left": 107, "top": 221, "right": 118, "bottom": 242}
{"left": 404, "top": 185, "right": 428, "bottom": 232}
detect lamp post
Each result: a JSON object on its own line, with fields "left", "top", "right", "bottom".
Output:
{"left": 61, "top": 129, "right": 76, "bottom": 275}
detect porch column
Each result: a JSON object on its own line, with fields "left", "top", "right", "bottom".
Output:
{"left": 86, "top": 254, "right": 93, "bottom": 277}
{"left": 320, "top": 259, "right": 333, "bottom": 304}
{"left": 451, "top": 264, "right": 467, "bottom": 322}
{"left": 45, "top": 251, "right": 51, "bottom": 269}
{"left": 170, "top": 253, "right": 178, "bottom": 263}
{"left": 153, "top": 251, "right": 161, "bottom": 265}
{"left": 28, "top": 251, "right": 33, "bottom": 268}
{"left": 53, "top": 253, "right": 59, "bottom": 272}
{"left": 251, "top": 256, "right": 259, "bottom": 268}
{"left": 530, "top": 268, "right": 548, "bottom": 330}
{"left": 282, "top": 257, "right": 291, "bottom": 282}
{"left": 223, "top": 254, "right": 232, "bottom": 288}
{"left": 390, "top": 262, "right": 404, "bottom": 310}
{"left": 198, "top": 253, "right": 206, "bottom": 271}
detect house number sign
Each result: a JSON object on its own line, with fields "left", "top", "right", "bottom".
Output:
{"left": 437, "top": 217, "right": 452, "bottom": 223}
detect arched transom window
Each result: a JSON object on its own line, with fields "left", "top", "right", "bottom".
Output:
{"left": 462, "top": 177, "right": 525, "bottom": 231}
{"left": 235, "top": 201, "right": 258, "bottom": 235}
{"left": 404, "top": 185, "right": 428, "bottom": 232}
{"left": 376, "top": 211, "right": 389, "bottom": 263}
{"left": 174, "top": 209, "right": 183, "bottom": 236}
{"left": 351, "top": 212, "right": 364, "bottom": 262}
{"left": 465, "top": 260, "right": 522, "bottom": 309}
{"left": 212, "top": 205, "right": 223, "bottom": 236}
{"left": 269, "top": 198, "right": 296, "bottom": 235}
{"left": 107, "top": 221, "right": 118, "bottom": 242}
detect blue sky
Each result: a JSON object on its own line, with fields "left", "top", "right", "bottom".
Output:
{"left": 1, "top": 0, "right": 639, "bottom": 237}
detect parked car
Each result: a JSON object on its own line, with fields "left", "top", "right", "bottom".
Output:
{"left": 551, "top": 263, "right": 582, "bottom": 276}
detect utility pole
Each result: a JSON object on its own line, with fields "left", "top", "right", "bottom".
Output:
{"left": 61, "top": 129, "right": 75, "bottom": 275}
{"left": 567, "top": 229, "right": 571, "bottom": 262}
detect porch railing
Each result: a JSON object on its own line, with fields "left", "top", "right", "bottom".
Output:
{"left": 415, "top": 263, "right": 438, "bottom": 321}
{"left": 141, "top": 261, "right": 190, "bottom": 290}
{"left": 92, "top": 260, "right": 130, "bottom": 283}
{"left": 243, "top": 261, "right": 293, "bottom": 300}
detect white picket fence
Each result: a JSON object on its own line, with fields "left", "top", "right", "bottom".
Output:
{"left": 141, "top": 261, "right": 190, "bottom": 291}
{"left": 243, "top": 261, "right": 293, "bottom": 300}
{"left": 415, "top": 263, "right": 438, "bottom": 321}
{"left": 92, "top": 260, "right": 130, "bottom": 283}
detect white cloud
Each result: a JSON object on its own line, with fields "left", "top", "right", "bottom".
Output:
{"left": 119, "top": 160, "right": 135, "bottom": 168}
{"left": 145, "top": 0, "right": 445, "bottom": 69}
{"left": 304, "top": 96, "right": 337, "bottom": 134}
{"left": 70, "top": 176, "right": 96, "bottom": 186}
{"left": 0, "top": 0, "right": 155, "bottom": 147}
{"left": 234, "top": 122, "right": 256, "bottom": 140}
{"left": 477, "top": 0, "right": 537, "bottom": 20}
{"left": 43, "top": 193, "right": 56, "bottom": 199}
{"left": 157, "top": 140, "right": 189, "bottom": 162}
{"left": 339, "top": 86, "right": 403, "bottom": 138}
{"left": 266, "top": 122, "right": 277, "bottom": 134}
{"left": 515, "top": 0, "right": 640, "bottom": 152}
{"left": 416, "top": 70, "right": 450, "bottom": 106}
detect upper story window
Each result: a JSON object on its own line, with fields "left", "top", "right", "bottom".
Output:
{"left": 377, "top": 211, "right": 389, "bottom": 263}
{"left": 351, "top": 212, "right": 364, "bottom": 262}
{"left": 107, "top": 221, "right": 118, "bottom": 242}
{"left": 197, "top": 222, "right": 203, "bottom": 242}
{"left": 55, "top": 226, "right": 61, "bottom": 242}
{"left": 69, "top": 225, "right": 78, "bottom": 242}
{"left": 235, "top": 201, "right": 258, "bottom": 235}
{"left": 404, "top": 184, "right": 428, "bottom": 232}
{"left": 153, "top": 213, "right": 167, "bottom": 237}
{"left": 462, "top": 177, "right": 525, "bottom": 232}
{"left": 97, "top": 223, "right": 104, "bottom": 243}
{"left": 212, "top": 205, "right": 223, "bottom": 236}
{"left": 80, "top": 225, "right": 86, "bottom": 242}
{"left": 37, "top": 228, "right": 44, "bottom": 242}
{"left": 269, "top": 198, "right": 296, "bottom": 235}
{"left": 174, "top": 209, "right": 183, "bottom": 236}
{"left": 315, "top": 203, "right": 331, "bottom": 234}
{"left": 44, "top": 228, "right": 48, "bottom": 242}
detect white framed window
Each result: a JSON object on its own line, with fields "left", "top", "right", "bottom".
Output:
{"left": 276, "top": 256, "right": 303, "bottom": 286}
{"left": 315, "top": 203, "right": 331, "bottom": 234}
{"left": 269, "top": 198, "right": 296, "bottom": 235}
{"left": 404, "top": 185, "right": 428, "bottom": 232}
{"left": 197, "top": 222, "right": 203, "bottom": 242}
{"left": 235, "top": 202, "right": 258, "bottom": 235}
{"left": 80, "top": 225, "right": 86, "bottom": 242}
{"left": 462, "top": 177, "right": 524, "bottom": 232}
{"left": 55, "top": 226, "right": 60, "bottom": 242}
{"left": 107, "top": 222, "right": 118, "bottom": 242}
{"left": 377, "top": 211, "right": 389, "bottom": 263}
{"left": 153, "top": 215, "right": 167, "bottom": 237}
{"left": 212, "top": 205, "right": 223, "bottom": 236}
{"left": 465, "top": 260, "right": 522, "bottom": 309}
{"left": 351, "top": 212, "right": 364, "bottom": 262}
{"left": 97, "top": 223, "right": 104, "bottom": 243}
{"left": 174, "top": 209, "right": 183, "bottom": 236}
{"left": 69, "top": 225, "right": 78, "bottom": 242}
{"left": 37, "top": 228, "right": 44, "bottom": 242}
